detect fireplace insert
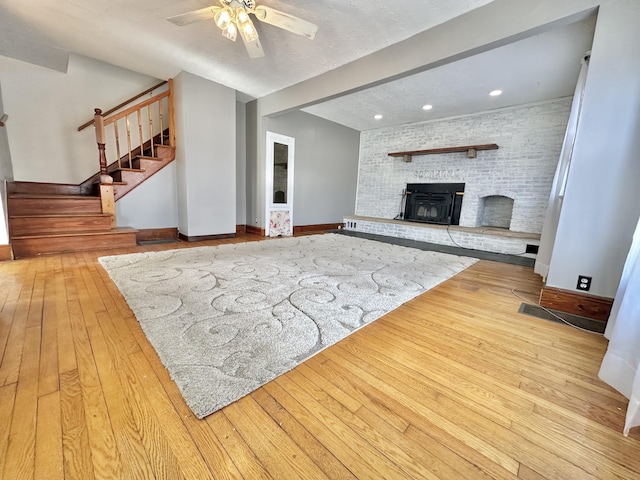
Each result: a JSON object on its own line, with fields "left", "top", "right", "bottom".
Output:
{"left": 404, "top": 183, "right": 465, "bottom": 225}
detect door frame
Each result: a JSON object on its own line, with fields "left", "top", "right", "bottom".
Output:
{"left": 265, "top": 131, "right": 295, "bottom": 237}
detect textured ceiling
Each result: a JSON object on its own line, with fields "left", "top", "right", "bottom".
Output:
{"left": 0, "top": 1, "right": 598, "bottom": 131}
{"left": 302, "top": 15, "right": 596, "bottom": 130}
{"left": 0, "top": 0, "right": 494, "bottom": 99}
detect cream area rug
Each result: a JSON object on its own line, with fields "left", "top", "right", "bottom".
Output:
{"left": 99, "top": 234, "right": 477, "bottom": 419}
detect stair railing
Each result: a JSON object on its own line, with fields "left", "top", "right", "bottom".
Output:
{"left": 92, "top": 79, "right": 175, "bottom": 223}
{"left": 93, "top": 79, "right": 175, "bottom": 171}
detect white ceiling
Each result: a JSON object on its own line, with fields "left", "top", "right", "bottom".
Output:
{"left": 0, "top": 1, "right": 596, "bottom": 131}
{"left": 303, "top": 15, "right": 596, "bottom": 130}
{"left": 0, "top": 0, "right": 493, "bottom": 98}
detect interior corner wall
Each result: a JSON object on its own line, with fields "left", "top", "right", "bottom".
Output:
{"left": 174, "top": 72, "right": 236, "bottom": 237}
{"left": 546, "top": 0, "right": 640, "bottom": 298}
{"left": 265, "top": 111, "right": 360, "bottom": 226}
{"left": 236, "top": 101, "right": 247, "bottom": 226}
{"left": 0, "top": 53, "right": 161, "bottom": 184}
{"left": 245, "top": 100, "right": 259, "bottom": 229}
{"left": 0, "top": 81, "right": 13, "bottom": 244}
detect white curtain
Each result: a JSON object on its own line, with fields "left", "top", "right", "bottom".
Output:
{"left": 599, "top": 214, "right": 640, "bottom": 435}
{"left": 534, "top": 55, "right": 590, "bottom": 278}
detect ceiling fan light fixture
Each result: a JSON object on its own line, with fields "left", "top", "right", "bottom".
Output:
{"left": 222, "top": 22, "right": 238, "bottom": 41}
{"left": 167, "top": 2, "right": 318, "bottom": 58}
{"left": 237, "top": 10, "right": 259, "bottom": 43}
{"left": 241, "top": 23, "right": 258, "bottom": 43}
{"left": 236, "top": 9, "right": 249, "bottom": 24}
{"left": 214, "top": 7, "right": 233, "bottom": 29}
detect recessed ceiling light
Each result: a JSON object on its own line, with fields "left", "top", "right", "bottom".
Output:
{"left": 422, "top": 104, "right": 433, "bottom": 111}
{"left": 374, "top": 114, "right": 383, "bottom": 120}
{"left": 489, "top": 89, "right": 503, "bottom": 97}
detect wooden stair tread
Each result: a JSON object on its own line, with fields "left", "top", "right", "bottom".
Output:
{"left": 12, "top": 227, "right": 137, "bottom": 240}
{"left": 116, "top": 168, "right": 145, "bottom": 173}
{"left": 137, "top": 155, "right": 163, "bottom": 162}
{"left": 9, "top": 193, "right": 100, "bottom": 199}
{"left": 10, "top": 213, "right": 112, "bottom": 219}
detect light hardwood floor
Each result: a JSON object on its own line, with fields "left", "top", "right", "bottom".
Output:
{"left": 1, "top": 233, "right": 639, "bottom": 479}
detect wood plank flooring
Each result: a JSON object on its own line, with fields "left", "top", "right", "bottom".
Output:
{"left": 1, "top": 233, "right": 639, "bottom": 479}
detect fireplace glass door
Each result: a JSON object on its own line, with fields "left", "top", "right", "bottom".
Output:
{"left": 409, "top": 193, "right": 455, "bottom": 224}
{"left": 404, "top": 183, "right": 465, "bottom": 225}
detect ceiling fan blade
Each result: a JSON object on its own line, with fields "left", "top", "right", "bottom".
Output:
{"left": 242, "top": 35, "right": 265, "bottom": 58}
{"left": 167, "top": 6, "right": 220, "bottom": 26}
{"left": 254, "top": 6, "right": 318, "bottom": 40}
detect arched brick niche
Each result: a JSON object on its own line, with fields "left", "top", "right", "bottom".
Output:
{"left": 476, "top": 195, "right": 514, "bottom": 229}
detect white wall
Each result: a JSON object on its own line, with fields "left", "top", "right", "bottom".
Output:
{"left": 174, "top": 72, "right": 236, "bottom": 237}
{"left": 546, "top": 0, "right": 640, "bottom": 298}
{"left": 0, "top": 53, "right": 161, "bottom": 184}
{"left": 265, "top": 111, "right": 360, "bottom": 226}
{"left": 0, "top": 82, "right": 13, "bottom": 245}
{"left": 115, "top": 162, "right": 178, "bottom": 229}
{"left": 356, "top": 99, "right": 572, "bottom": 233}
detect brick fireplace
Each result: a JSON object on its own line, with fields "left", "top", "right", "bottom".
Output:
{"left": 347, "top": 99, "right": 572, "bottom": 254}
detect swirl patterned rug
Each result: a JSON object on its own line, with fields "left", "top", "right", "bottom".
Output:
{"left": 99, "top": 233, "right": 477, "bottom": 419}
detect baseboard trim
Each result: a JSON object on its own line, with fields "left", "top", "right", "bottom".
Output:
{"left": 0, "top": 244, "right": 13, "bottom": 261}
{"left": 136, "top": 228, "right": 178, "bottom": 242}
{"left": 178, "top": 232, "right": 236, "bottom": 242}
{"left": 539, "top": 286, "right": 613, "bottom": 322}
{"left": 293, "top": 223, "right": 344, "bottom": 234}
{"left": 236, "top": 225, "right": 247, "bottom": 234}
{"left": 246, "top": 225, "right": 265, "bottom": 236}
{"left": 243, "top": 224, "right": 341, "bottom": 237}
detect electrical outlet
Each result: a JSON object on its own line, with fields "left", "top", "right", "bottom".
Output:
{"left": 577, "top": 275, "right": 592, "bottom": 292}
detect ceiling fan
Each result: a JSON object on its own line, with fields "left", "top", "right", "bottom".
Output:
{"left": 167, "top": 0, "right": 318, "bottom": 58}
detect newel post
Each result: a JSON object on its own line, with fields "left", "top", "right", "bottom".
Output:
{"left": 94, "top": 108, "right": 116, "bottom": 226}
{"left": 94, "top": 109, "right": 108, "bottom": 176}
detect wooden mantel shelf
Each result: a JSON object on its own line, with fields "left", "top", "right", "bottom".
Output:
{"left": 388, "top": 143, "right": 498, "bottom": 162}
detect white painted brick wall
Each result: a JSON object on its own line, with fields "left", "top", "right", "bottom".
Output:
{"left": 356, "top": 99, "right": 572, "bottom": 234}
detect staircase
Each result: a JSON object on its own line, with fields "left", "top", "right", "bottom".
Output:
{"left": 7, "top": 183, "right": 136, "bottom": 258}
{"left": 6, "top": 80, "right": 176, "bottom": 258}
